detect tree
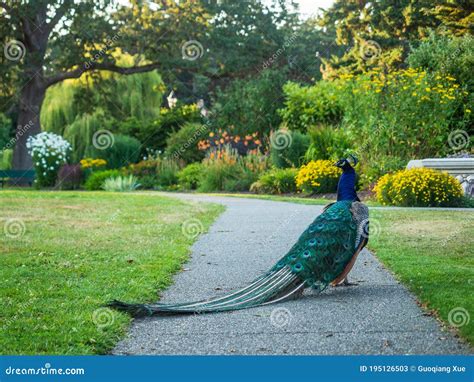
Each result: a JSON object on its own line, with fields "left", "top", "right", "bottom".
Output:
{"left": 318, "top": 0, "right": 472, "bottom": 78}
{"left": 0, "top": 0, "right": 209, "bottom": 171}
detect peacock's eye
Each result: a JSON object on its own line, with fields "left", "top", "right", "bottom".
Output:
{"left": 292, "top": 263, "right": 303, "bottom": 272}
{"left": 302, "top": 250, "right": 311, "bottom": 258}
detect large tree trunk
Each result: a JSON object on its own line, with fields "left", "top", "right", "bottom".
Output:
{"left": 12, "top": 77, "right": 45, "bottom": 172}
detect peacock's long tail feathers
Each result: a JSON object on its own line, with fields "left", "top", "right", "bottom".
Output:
{"left": 108, "top": 200, "right": 369, "bottom": 317}
{"left": 107, "top": 266, "right": 305, "bottom": 317}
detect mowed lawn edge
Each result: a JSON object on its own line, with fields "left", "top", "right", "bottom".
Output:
{"left": 368, "top": 209, "right": 474, "bottom": 347}
{"left": 0, "top": 190, "right": 224, "bottom": 355}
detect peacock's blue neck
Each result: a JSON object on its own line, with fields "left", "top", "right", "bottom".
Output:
{"left": 337, "top": 166, "right": 358, "bottom": 201}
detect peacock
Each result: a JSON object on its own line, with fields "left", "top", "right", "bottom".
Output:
{"left": 108, "top": 155, "right": 369, "bottom": 317}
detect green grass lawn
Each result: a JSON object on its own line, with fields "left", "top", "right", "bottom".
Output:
{"left": 369, "top": 209, "right": 474, "bottom": 346}
{"left": 0, "top": 190, "right": 223, "bottom": 355}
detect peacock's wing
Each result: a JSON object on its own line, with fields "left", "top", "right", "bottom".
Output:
{"left": 271, "top": 200, "right": 362, "bottom": 291}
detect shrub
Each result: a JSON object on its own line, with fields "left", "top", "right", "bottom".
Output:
{"left": 374, "top": 168, "right": 464, "bottom": 207}
{"left": 89, "top": 134, "right": 142, "bottom": 169}
{"left": 270, "top": 130, "right": 310, "bottom": 168}
{"left": 165, "top": 122, "right": 207, "bottom": 164}
{"left": 102, "top": 175, "right": 141, "bottom": 192}
{"left": 56, "top": 164, "right": 83, "bottom": 190}
{"left": 198, "top": 146, "right": 269, "bottom": 192}
{"left": 278, "top": 81, "right": 343, "bottom": 132}
{"left": 0, "top": 149, "right": 13, "bottom": 170}
{"left": 295, "top": 160, "right": 341, "bottom": 194}
{"left": 0, "top": 113, "right": 12, "bottom": 150}
{"left": 177, "top": 163, "right": 204, "bottom": 190}
{"left": 251, "top": 168, "right": 298, "bottom": 194}
{"left": 304, "top": 125, "right": 352, "bottom": 162}
{"left": 26, "top": 132, "right": 71, "bottom": 187}
{"left": 336, "top": 68, "right": 469, "bottom": 183}
{"left": 124, "top": 160, "right": 159, "bottom": 189}
{"left": 156, "top": 159, "right": 181, "bottom": 188}
{"left": 84, "top": 169, "right": 121, "bottom": 191}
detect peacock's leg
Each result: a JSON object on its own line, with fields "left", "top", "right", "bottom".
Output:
{"left": 334, "top": 277, "right": 358, "bottom": 287}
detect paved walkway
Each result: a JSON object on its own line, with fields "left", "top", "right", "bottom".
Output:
{"left": 114, "top": 194, "right": 469, "bottom": 355}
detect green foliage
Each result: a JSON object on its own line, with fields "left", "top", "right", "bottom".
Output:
{"left": 156, "top": 159, "right": 181, "bottom": 188}
{"left": 279, "top": 82, "right": 342, "bottom": 132}
{"left": 251, "top": 168, "right": 298, "bottom": 194}
{"left": 177, "top": 163, "right": 204, "bottom": 190}
{"left": 124, "top": 160, "right": 159, "bottom": 190}
{"left": 0, "top": 149, "right": 13, "bottom": 170}
{"left": 84, "top": 169, "right": 121, "bottom": 191}
{"left": 318, "top": 0, "right": 471, "bottom": 78}
{"left": 90, "top": 134, "right": 141, "bottom": 170}
{"left": 336, "top": 68, "right": 469, "bottom": 184}
{"left": 305, "top": 125, "right": 352, "bottom": 162}
{"left": 164, "top": 122, "right": 207, "bottom": 164}
{"left": 270, "top": 130, "right": 310, "bottom": 168}
{"left": 134, "top": 104, "right": 202, "bottom": 153}
{"left": 0, "top": 113, "right": 12, "bottom": 150}
{"left": 408, "top": 33, "right": 474, "bottom": 93}
{"left": 198, "top": 146, "right": 269, "bottom": 192}
{"left": 103, "top": 175, "right": 141, "bottom": 192}
{"left": 210, "top": 70, "right": 287, "bottom": 136}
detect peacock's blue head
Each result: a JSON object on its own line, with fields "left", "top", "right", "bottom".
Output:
{"left": 334, "top": 154, "right": 358, "bottom": 170}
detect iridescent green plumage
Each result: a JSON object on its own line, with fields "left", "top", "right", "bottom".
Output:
{"left": 108, "top": 200, "right": 368, "bottom": 317}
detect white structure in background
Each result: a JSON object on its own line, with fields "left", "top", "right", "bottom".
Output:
{"left": 167, "top": 91, "right": 177, "bottom": 109}
{"left": 197, "top": 99, "right": 209, "bottom": 118}
{"left": 407, "top": 158, "right": 474, "bottom": 197}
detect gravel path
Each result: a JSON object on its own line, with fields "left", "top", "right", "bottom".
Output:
{"left": 114, "top": 193, "right": 469, "bottom": 355}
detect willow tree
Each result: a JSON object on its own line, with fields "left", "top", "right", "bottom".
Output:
{"left": 0, "top": 0, "right": 209, "bottom": 171}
